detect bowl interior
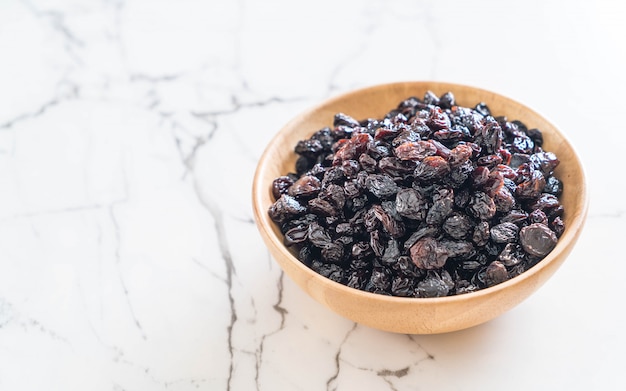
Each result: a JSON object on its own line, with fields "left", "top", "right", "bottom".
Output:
{"left": 252, "top": 81, "right": 588, "bottom": 334}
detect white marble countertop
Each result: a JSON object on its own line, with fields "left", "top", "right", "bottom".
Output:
{"left": 1, "top": 0, "right": 625, "bottom": 390}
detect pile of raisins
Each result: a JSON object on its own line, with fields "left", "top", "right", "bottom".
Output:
{"left": 268, "top": 91, "right": 565, "bottom": 297}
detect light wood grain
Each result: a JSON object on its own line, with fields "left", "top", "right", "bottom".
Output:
{"left": 252, "top": 81, "right": 588, "bottom": 334}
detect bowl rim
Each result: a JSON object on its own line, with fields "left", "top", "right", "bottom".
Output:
{"left": 252, "top": 80, "right": 589, "bottom": 304}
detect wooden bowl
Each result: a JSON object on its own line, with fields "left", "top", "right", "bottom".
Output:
{"left": 252, "top": 81, "right": 588, "bottom": 334}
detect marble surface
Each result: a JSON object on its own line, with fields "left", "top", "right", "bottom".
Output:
{"left": 1, "top": 0, "right": 625, "bottom": 390}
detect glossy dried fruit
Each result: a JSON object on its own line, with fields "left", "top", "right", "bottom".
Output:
{"left": 468, "top": 191, "right": 496, "bottom": 220}
{"left": 284, "top": 225, "right": 309, "bottom": 246}
{"left": 307, "top": 222, "right": 332, "bottom": 248}
{"left": 414, "top": 156, "right": 450, "bottom": 182}
{"left": 426, "top": 187, "right": 454, "bottom": 226}
{"left": 416, "top": 270, "right": 454, "bottom": 298}
{"left": 519, "top": 223, "right": 558, "bottom": 257}
{"left": 333, "top": 133, "right": 372, "bottom": 165}
{"left": 272, "top": 176, "right": 295, "bottom": 199}
{"left": 365, "top": 266, "right": 392, "bottom": 294}
{"left": 268, "top": 194, "right": 307, "bottom": 224}
{"left": 395, "top": 188, "right": 428, "bottom": 221}
{"left": 410, "top": 237, "right": 448, "bottom": 270}
{"left": 288, "top": 175, "right": 322, "bottom": 198}
{"left": 448, "top": 144, "right": 473, "bottom": 168}
{"left": 295, "top": 139, "right": 324, "bottom": 156}
{"left": 490, "top": 222, "right": 519, "bottom": 244}
{"left": 395, "top": 140, "right": 436, "bottom": 161}
{"left": 443, "top": 213, "right": 473, "bottom": 239}
{"left": 311, "top": 260, "right": 344, "bottom": 283}
{"left": 485, "top": 261, "right": 509, "bottom": 286}
{"left": 365, "top": 174, "right": 399, "bottom": 199}
{"left": 269, "top": 91, "right": 566, "bottom": 297}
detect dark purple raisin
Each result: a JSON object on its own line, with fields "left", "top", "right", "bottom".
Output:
{"left": 528, "top": 193, "right": 561, "bottom": 214}
{"left": 372, "top": 205, "right": 405, "bottom": 238}
{"left": 448, "top": 144, "right": 473, "bottom": 168}
{"left": 352, "top": 241, "right": 373, "bottom": 261}
{"left": 321, "top": 242, "right": 345, "bottom": 264}
{"left": 490, "top": 222, "right": 519, "bottom": 244}
{"left": 395, "top": 140, "right": 437, "bottom": 161}
{"left": 404, "top": 225, "right": 440, "bottom": 251}
{"left": 426, "top": 187, "right": 454, "bottom": 226}
{"left": 365, "top": 174, "right": 399, "bottom": 199}
{"left": 485, "top": 261, "right": 509, "bottom": 287}
{"left": 500, "top": 209, "right": 528, "bottom": 225}
{"left": 346, "top": 269, "right": 370, "bottom": 290}
{"left": 333, "top": 133, "right": 372, "bottom": 165}
{"left": 268, "top": 194, "right": 307, "bottom": 224}
{"left": 365, "top": 266, "right": 392, "bottom": 294}
{"left": 358, "top": 153, "right": 377, "bottom": 173}
{"left": 474, "top": 102, "right": 491, "bottom": 116}
{"left": 543, "top": 176, "right": 563, "bottom": 196}
{"left": 471, "top": 166, "right": 490, "bottom": 188}
{"left": 311, "top": 127, "right": 335, "bottom": 150}
{"left": 511, "top": 135, "right": 534, "bottom": 154}
{"left": 311, "top": 260, "right": 344, "bottom": 283}
{"left": 443, "top": 213, "right": 473, "bottom": 240}
{"left": 381, "top": 239, "right": 401, "bottom": 266}
{"left": 446, "top": 160, "right": 474, "bottom": 188}
{"left": 526, "top": 128, "right": 543, "bottom": 147}
{"left": 298, "top": 245, "right": 316, "bottom": 266}
{"left": 468, "top": 191, "right": 496, "bottom": 220}
{"left": 440, "top": 240, "right": 475, "bottom": 260}
{"left": 528, "top": 209, "right": 548, "bottom": 225}
{"left": 308, "top": 197, "right": 337, "bottom": 217}
{"left": 477, "top": 154, "right": 503, "bottom": 168}
{"left": 519, "top": 223, "right": 558, "bottom": 257}
{"left": 416, "top": 270, "right": 454, "bottom": 298}
{"left": 395, "top": 188, "right": 428, "bottom": 221}
{"left": 515, "top": 166, "right": 546, "bottom": 200}
{"left": 288, "top": 175, "right": 322, "bottom": 198}
{"left": 320, "top": 183, "right": 346, "bottom": 210}
{"left": 472, "top": 221, "right": 490, "bottom": 246}
{"left": 343, "top": 180, "right": 360, "bottom": 199}
{"left": 333, "top": 112, "right": 360, "bottom": 128}
{"left": 497, "top": 243, "right": 525, "bottom": 267}
{"left": 551, "top": 216, "right": 565, "bottom": 238}
{"left": 530, "top": 151, "right": 560, "bottom": 176}
{"left": 369, "top": 230, "right": 385, "bottom": 257}
{"left": 295, "top": 155, "right": 313, "bottom": 175}
{"left": 391, "top": 276, "right": 416, "bottom": 297}
{"left": 476, "top": 117, "right": 503, "bottom": 154}
{"left": 284, "top": 225, "right": 309, "bottom": 246}
{"left": 379, "top": 156, "right": 416, "bottom": 177}
{"left": 307, "top": 222, "right": 332, "bottom": 248}
{"left": 423, "top": 90, "right": 440, "bottom": 105}
{"left": 427, "top": 106, "right": 451, "bottom": 130}
{"left": 392, "top": 256, "right": 423, "bottom": 278}
{"left": 295, "top": 139, "right": 324, "bottom": 157}
{"left": 493, "top": 187, "right": 515, "bottom": 213}
{"left": 335, "top": 222, "right": 353, "bottom": 236}
{"left": 392, "top": 128, "right": 420, "bottom": 147}
{"left": 438, "top": 92, "right": 456, "bottom": 109}
{"left": 272, "top": 176, "right": 295, "bottom": 200}
{"left": 410, "top": 237, "right": 448, "bottom": 270}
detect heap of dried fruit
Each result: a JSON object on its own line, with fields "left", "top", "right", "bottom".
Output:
{"left": 268, "top": 91, "right": 565, "bottom": 297}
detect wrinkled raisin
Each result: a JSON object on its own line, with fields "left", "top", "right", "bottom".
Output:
{"left": 519, "top": 223, "right": 558, "bottom": 257}
{"left": 410, "top": 237, "right": 448, "bottom": 270}
{"left": 269, "top": 91, "right": 565, "bottom": 297}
